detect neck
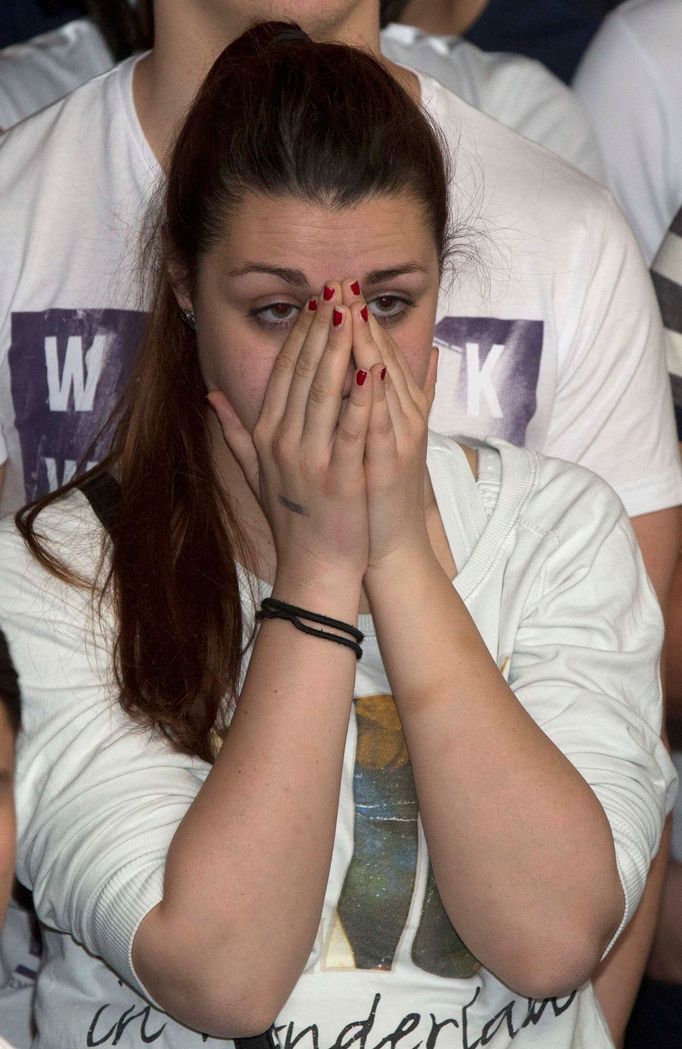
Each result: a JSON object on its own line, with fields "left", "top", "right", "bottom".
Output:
{"left": 397, "top": 0, "right": 488, "bottom": 36}
{"left": 135, "top": 1, "right": 412, "bottom": 165}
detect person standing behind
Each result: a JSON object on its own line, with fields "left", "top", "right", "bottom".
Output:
{"left": 395, "top": 0, "right": 614, "bottom": 83}
{"left": 380, "top": 1, "right": 605, "bottom": 180}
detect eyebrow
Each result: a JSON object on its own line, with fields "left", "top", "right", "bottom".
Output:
{"left": 227, "top": 262, "right": 428, "bottom": 285}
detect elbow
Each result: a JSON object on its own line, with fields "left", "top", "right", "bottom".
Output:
{"left": 147, "top": 963, "right": 288, "bottom": 1038}
{"left": 134, "top": 912, "right": 294, "bottom": 1037}
{"left": 496, "top": 912, "right": 621, "bottom": 1001}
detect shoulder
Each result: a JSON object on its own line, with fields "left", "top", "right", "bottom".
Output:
{"left": 415, "top": 66, "right": 611, "bottom": 232}
{"left": 382, "top": 24, "right": 595, "bottom": 154}
{"left": 0, "top": 55, "right": 142, "bottom": 189}
{"left": 577, "top": 0, "right": 682, "bottom": 74}
{"left": 0, "top": 18, "right": 113, "bottom": 130}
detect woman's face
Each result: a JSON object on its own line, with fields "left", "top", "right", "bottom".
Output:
{"left": 0, "top": 704, "right": 15, "bottom": 927}
{"left": 189, "top": 190, "right": 442, "bottom": 432}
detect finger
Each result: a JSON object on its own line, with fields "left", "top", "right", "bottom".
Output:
{"left": 349, "top": 299, "right": 384, "bottom": 373}
{"left": 365, "top": 361, "right": 397, "bottom": 465}
{"left": 206, "top": 390, "right": 260, "bottom": 496}
{"left": 259, "top": 294, "right": 320, "bottom": 425}
{"left": 342, "top": 277, "right": 364, "bottom": 308}
{"left": 424, "top": 346, "right": 440, "bottom": 411}
{"left": 302, "top": 303, "right": 354, "bottom": 443}
{"left": 283, "top": 282, "right": 344, "bottom": 426}
{"left": 331, "top": 366, "right": 374, "bottom": 472}
{"left": 368, "top": 319, "right": 415, "bottom": 411}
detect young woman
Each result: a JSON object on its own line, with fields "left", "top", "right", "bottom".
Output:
{"left": 0, "top": 21, "right": 675, "bottom": 1049}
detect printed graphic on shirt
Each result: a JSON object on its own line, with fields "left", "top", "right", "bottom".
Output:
{"left": 322, "top": 694, "right": 480, "bottom": 978}
{"left": 432, "top": 317, "right": 544, "bottom": 443}
{"left": 9, "top": 309, "right": 146, "bottom": 502}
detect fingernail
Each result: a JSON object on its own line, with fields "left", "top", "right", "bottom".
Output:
{"left": 308, "top": 298, "right": 318, "bottom": 311}
{"left": 323, "top": 285, "right": 334, "bottom": 301}
{"left": 360, "top": 305, "right": 368, "bottom": 322}
{"left": 333, "top": 307, "right": 343, "bottom": 328}
{"left": 356, "top": 369, "right": 368, "bottom": 386}
{"left": 350, "top": 280, "right": 361, "bottom": 296}
{"left": 380, "top": 366, "right": 387, "bottom": 381}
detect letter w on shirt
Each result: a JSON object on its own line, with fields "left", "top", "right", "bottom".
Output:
{"left": 45, "top": 334, "right": 105, "bottom": 412}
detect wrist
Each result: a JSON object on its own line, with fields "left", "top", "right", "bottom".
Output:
{"left": 272, "top": 565, "right": 364, "bottom": 622}
{"left": 365, "top": 539, "right": 437, "bottom": 584}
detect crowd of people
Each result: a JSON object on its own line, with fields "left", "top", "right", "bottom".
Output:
{"left": 0, "top": 1, "right": 680, "bottom": 1047}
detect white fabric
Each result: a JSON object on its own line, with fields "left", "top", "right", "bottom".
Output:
{"left": 0, "top": 433, "right": 675, "bottom": 1048}
{"left": 0, "top": 19, "right": 112, "bottom": 131}
{"left": 573, "top": 0, "right": 682, "bottom": 264}
{"left": 0, "top": 56, "right": 679, "bottom": 518}
{"left": 381, "top": 22, "right": 605, "bottom": 181}
{"left": 0, "top": 16, "right": 604, "bottom": 187}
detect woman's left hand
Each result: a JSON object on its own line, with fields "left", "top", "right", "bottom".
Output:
{"left": 346, "top": 287, "right": 438, "bottom": 571}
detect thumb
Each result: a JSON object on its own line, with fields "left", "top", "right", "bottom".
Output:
{"left": 206, "top": 390, "right": 260, "bottom": 496}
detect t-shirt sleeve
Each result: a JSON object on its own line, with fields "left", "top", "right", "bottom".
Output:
{"left": 542, "top": 190, "right": 682, "bottom": 517}
{"left": 0, "top": 502, "right": 209, "bottom": 1002}
{"left": 508, "top": 469, "right": 677, "bottom": 952}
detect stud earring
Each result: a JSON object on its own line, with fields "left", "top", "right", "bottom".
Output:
{"left": 181, "top": 308, "right": 197, "bottom": 330}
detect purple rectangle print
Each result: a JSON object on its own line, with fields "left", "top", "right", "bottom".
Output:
{"left": 9, "top": 308, "right": 147, "bottom": 502}
{"left": 433, "top": 316, "right": 544, "bottom": 445}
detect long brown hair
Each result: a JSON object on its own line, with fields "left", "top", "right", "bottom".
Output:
{"left": 18, "top": 21, "right": 454, "bottom": 762}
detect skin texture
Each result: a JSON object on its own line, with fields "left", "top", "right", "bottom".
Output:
{"left": 132, "top": 190, "right": 624, "bottom": 1035}
{"left": 398, "top": 0, "right": 489, "bottom": 35}
{"left": 0, "top": 703, "right": 15, "bottom": 928}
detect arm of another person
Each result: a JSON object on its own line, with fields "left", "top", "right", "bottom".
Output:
{"left": 517, "top": 187, "right": 682, "bottom": 1041}
{"left": 592, "top": 506, "right": 678, "bottom": 1046}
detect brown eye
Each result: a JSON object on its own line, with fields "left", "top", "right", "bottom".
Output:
{"left": 252, "top": 302, "right": 301, "bottom": 330}
{"left": 368, "top": 294, "right": 413, "bottom": 323}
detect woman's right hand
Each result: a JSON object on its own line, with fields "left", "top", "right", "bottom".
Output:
{"left": 207, "top": 282, "right": 374, "bottom": 591}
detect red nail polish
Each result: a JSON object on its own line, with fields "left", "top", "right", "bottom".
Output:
{"left": 323, "top": 285, "right": 334, "bottom": 301}
{"left": 350, "top": 280, "right": 361, "bottom": 296}
{"left": 308, "top": 298, "right": 317, "bottom": 311}
{"left": 333, "top": 307, "right": 343, "bottom": 328}
{"left": 380, "top": 366, "right": 387, "bottom": 381}
{"left": 361, "top": 305, "right": 368, "bottom": 322}
{"left": 356, "top": 369, "right": 368, "bottom": 386}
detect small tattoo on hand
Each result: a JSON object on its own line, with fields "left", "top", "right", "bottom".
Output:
{"left": 278, "top": 495, "right": 309, "bottom": 516}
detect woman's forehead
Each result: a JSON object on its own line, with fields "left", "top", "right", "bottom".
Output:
{"left": 207, "top": 190, "right": 438, "bottom": 281}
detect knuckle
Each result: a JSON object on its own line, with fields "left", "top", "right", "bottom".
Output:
{"left": 308, "top": 379, "right": 334, "bottom": 406}
{"left": 271, "top": 427, "right": 296, "bottom": 463}
{"left": 271, "top": 352, "right": 295, "bottom": 378}
{"left": 294, "top": 352, "right": 318, "bottom": 379}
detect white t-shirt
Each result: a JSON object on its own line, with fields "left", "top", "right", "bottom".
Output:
{"left": 0, "top": 16, "right": 603, "bottom": 187}
{"left": 573, "top": 0, "right": 682, "bottom": 264}
{"left": 0, "top": 434, "right": 676, "bottom": 1048}
{"left": 0, "top": 18, "right": 112, "bottom": 131}
{"left": 0, "top": 56, "right": 679, "bottom": 520}
{"left": 381, "top": 22, "right": 605, "bottom": 181}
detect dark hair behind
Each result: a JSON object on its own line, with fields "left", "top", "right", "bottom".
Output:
{"left": 18, "top": 21, "right": 453, "bottom": 762}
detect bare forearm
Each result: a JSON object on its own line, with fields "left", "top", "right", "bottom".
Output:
{"left": 134, "top": 572, "right": 362, "bottom": 1034}
{"left": 366, "top": 552, "right": 622, "bottom": 997}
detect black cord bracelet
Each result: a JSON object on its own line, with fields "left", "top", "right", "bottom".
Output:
{"left": 256, "top": 597, "right": 364, "bottom": 659}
